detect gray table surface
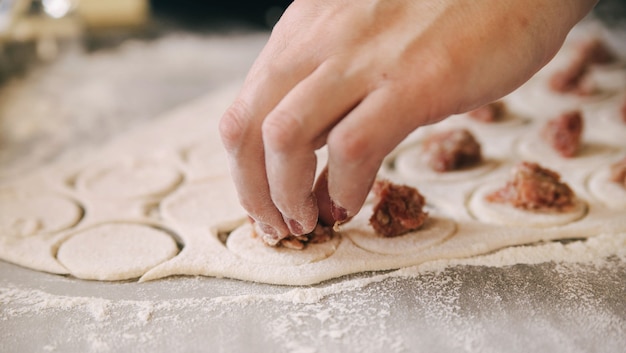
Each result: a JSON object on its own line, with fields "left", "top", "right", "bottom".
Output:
{"left": 1, "top": 29, "right": 625, "bottom": 353}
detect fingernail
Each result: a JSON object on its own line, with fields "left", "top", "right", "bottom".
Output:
{"left": 286, "top": 218, "right": 304, "bottom": 235}
{"left": 258, "top": 223, "right": 280, "bottom": 239}
{"left": 331, "top": 200, "right": 348, "bottom": 223}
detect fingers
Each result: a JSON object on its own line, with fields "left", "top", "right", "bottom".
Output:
{"left": 220, "top": 99, "right": 290, "bottom": 243}
{"left": 262, "top": 60, "right": 367, "bottom": 234}
{"left": 325, "top": 87, "right": 419, "bottom": 221}
{"left": 219, "top": 46, "right": 319, "bottom": 240}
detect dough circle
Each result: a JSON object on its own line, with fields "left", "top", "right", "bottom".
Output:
{"left": 468, "top": 184, "right": 588, "bottom": 227}
{"left": 57, "top": 223, "right": 179, "bottom": 281}
{"left": 587, "top": 166, "right": 626, "bottom": 209}
{"left": 185, "top": 140, "right": 230, "bottom": 179}
{"left": 582, "top": 96, "right": 626, "bottom": 147}
{"left": 341, "top": 210, "right": 456, "bottom": 255}
{"left": 161, "top": 178, "right": 246, "bottom": 229}
{"left": 516, "top": 133, "right": 613, "bottom": 167}
{"left": 226, "top": 223, "right": 340, "bottom": 266}
{"left": 392, "top": 143, "right": 497, "bottom": 182}
{"left": 447, "top": 110, "right": 527, "bottom": 130}
{"left": 505, "top": 77, "right": 611, "bottom": 120}
{"left": 78, "top": 159, "right": 182, "bottom": 199}
{"left": 0, "top": 194, "right": 82, "bottom": 238}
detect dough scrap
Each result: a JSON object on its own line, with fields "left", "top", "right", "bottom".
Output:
{"left": 57, "top": 223, "right": 179, "bottom": 281}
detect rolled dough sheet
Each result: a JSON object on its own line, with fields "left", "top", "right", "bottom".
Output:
{"left": 0, "top": 40, "right": 625, "bottom": 285}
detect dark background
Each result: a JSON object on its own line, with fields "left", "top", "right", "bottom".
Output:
{"left": 150, "top": 0, "right": 293, "bottom": 30}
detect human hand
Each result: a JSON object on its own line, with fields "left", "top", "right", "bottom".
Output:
{"left": 219, "top": 0, "right": 596, "bottom": 244}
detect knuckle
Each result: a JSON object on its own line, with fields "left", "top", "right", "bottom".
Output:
{"left": 329, "top": 129, "right": 372, "bottom": 163}
{"left": 219, "top": 100, "right": 252, "bottom": 151}
{"left": 262, "top": 109, "right": 302, "bottom": 154}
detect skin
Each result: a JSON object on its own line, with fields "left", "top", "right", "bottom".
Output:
{"left": 219, "top": 0, "right": 598, "bottom": 241}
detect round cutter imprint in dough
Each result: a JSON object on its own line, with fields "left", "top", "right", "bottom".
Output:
{"left": 184, "top": 140, "right": 230, "bottom": 180}
{"left": 446, "top": 109, "right": 527, "bottom": 131}
{"left": 0, "top": 194, "right": 83, "bottom": 238}
{"left": 505, "top": 72, "right": 613, "bottom": 120}
{"left": 468, "top": 184, "right": 588, "bottom": 228}
{"left": 392, "top": 142, "right": 497, "bottom": 182}
{"left": 160, "top": 178, "right": 247, "bottom": 230}
{"left": 341, "top": 209, "right": 456, "bottom": 255}
{"left": 226, "top": 223, "right": 341, "bottom": 266}
{"left": 77, "top": 159, "right": 183, "bottom": 199}
{"left": 582, "top": 95, "right": 626, "bottom": 147}
{"left": 587, "top": 165, "right": 626, "bottom": 209}
{"left": 516, "top": 132, "right": 615, "bottom": 167}
{"left": 57, "top": 223, "right": 179, "bottom": 281}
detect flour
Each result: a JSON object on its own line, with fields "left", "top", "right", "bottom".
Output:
{"left": 1, "top": 231, "right": 625, "bottom": 352}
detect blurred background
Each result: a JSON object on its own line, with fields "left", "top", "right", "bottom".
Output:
{"left": 0, "top": 0, "right": 291, "bottom": 179}
{"left": 0, "top": 0, "right": 293, "bottom": 80}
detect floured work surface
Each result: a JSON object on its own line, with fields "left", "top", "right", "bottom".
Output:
{"left": 1, "top": 26, "right": 626, "bottom": 286}
{"left": 1, "top": 25, "right": 626, "bottom": 353}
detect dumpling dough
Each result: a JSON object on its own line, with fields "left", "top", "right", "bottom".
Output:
{"left": 516, "top": 132, "right": 614, "bottom": 167}
{"left": 582, "top": 95, "right": 626, "bottom": 147}
{"left": 77, "top": 159, "right": 182, "bottom": 199}
{"left": 57, "top": 223, "right": 179, "bottom": 281}
{"left": 587, "top": 164, "right": 626, "bottom": 209}
{"left": 341, "top": 209, "right": 456, "bottom": 255}
{"left": 0, "top": 193, "right": 82, "bottom": 238}
{"left": 392, "top": 142, "right": 497, "bottom": 182}
{"left": 468, "top": 184, "right": 588, "bottom": 227}
{"left": 226, "top": 223, "right": 340, "bottom": 266}
{"left": 160, "top": 177, "right": 247, "bottom": 230}
{"left": 184, "top": 140, "right": 231, "bottom": 180}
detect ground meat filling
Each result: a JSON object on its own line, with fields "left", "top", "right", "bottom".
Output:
{"left": 486, "top": 162, "right": 576, "bottom": 212}
{"left": 252, "top": 221, "right": 333, "bottom": 250}
{"left": 422, "top": 128, "right": 482, "bottom": 172}
{"left": 549, "top": 39, "right": 615, "bottom": 95}
{"left": 369, "top": 180, "right": 428, "bottom": 237}
{"left": 468, "top": 101, "right": 507, "bottom": 123}
{"left": 541, "top": 111, "right": 584, "bottom": 158}
{"left": 609, "top": 157, "right": 626, "bottom": 187}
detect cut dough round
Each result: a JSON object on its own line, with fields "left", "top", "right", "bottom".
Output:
{"left": 57, "top": 223, "right": 179, "bottom": 281}
{"left": 185, "top": 140, "right": 230, "bottom": 180}
{"left": 468, "top": 184, "right": 588, "bottom": 227}
{"left": 446, "top": 109, "right": 527, "bottom": 130}
{"left": 393, "top": 142, "right": 497, "bottom": 182}
{"left": 160, "top": 178, "right": 247, "bottom": 230}
{"left": 587, "top": 166, "right": 626, "bottom": 209}
{"left": 226, "top": 223, "right": 340, "bottom": 266}
{"left": 342, "top": 212, "right": 456, "bottom": 255}
{"left": 0, "top": 193, "right": 82, "bottom": 238}
{"left": 505, "top": 78, "right": 611, "bottom": 120}
{"left": 516, "top": 132, "right": 614, "bottom": 167}
{"left": 583, "top": 95, "right": 626, "bottom": 147}
{"left": 78, "top": 159, "right": 182, "bottom": 199}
